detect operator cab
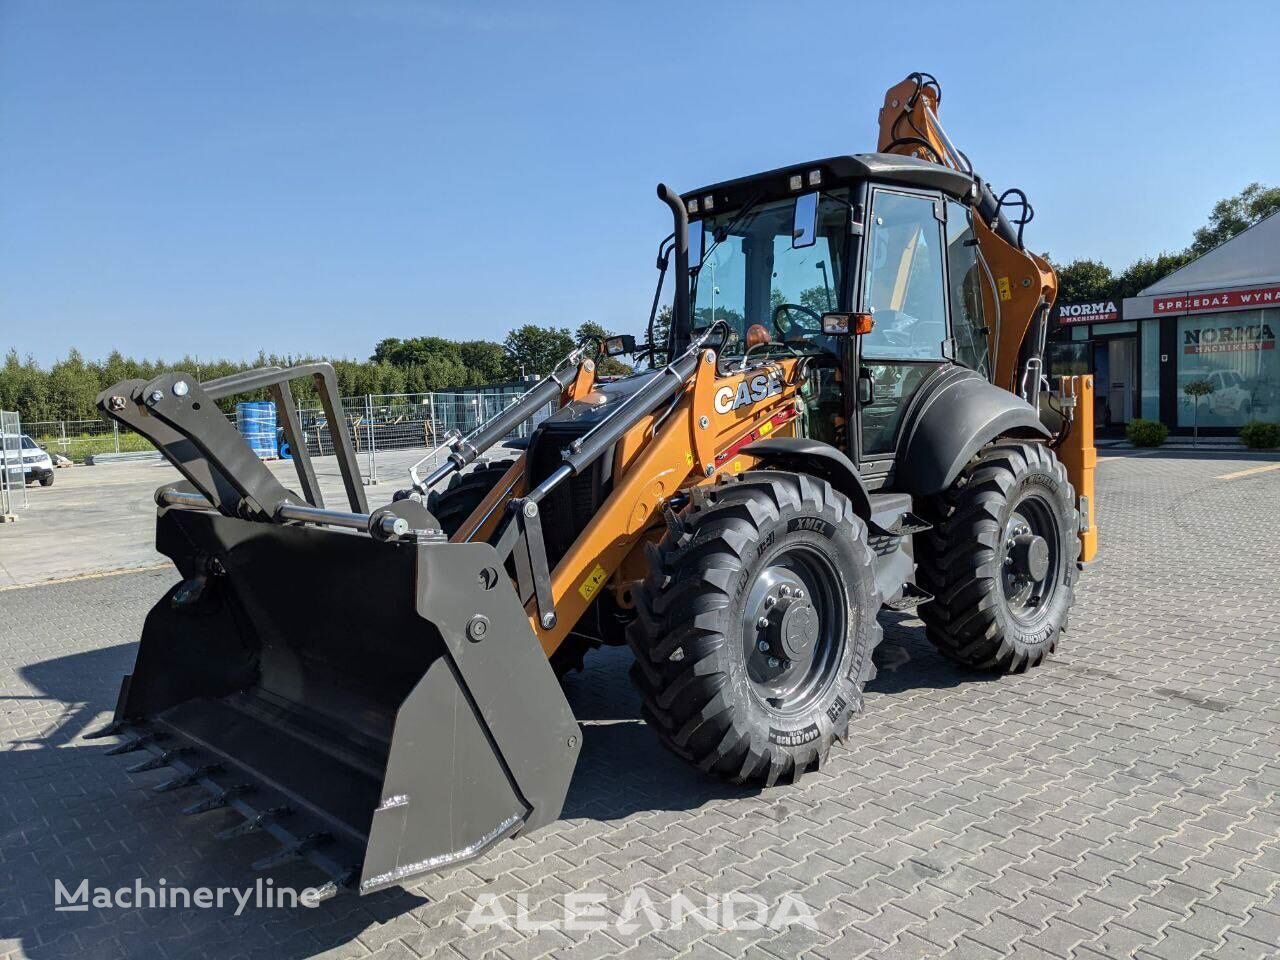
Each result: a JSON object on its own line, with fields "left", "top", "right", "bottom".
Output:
{"left": 675, "top": 153, "right": 994, "bottom": 485}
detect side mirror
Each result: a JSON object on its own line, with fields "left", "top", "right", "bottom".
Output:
{"left": 792, "top": 192, "right": 818, "bottom": 248}
{"left": 821, "top": 312, "right": 875, "bottom": 336}
{"left": 603, "top": 334, "right": 637, "bottom": 357}
{"left": 687, "top": 219, "right": 704, "bottom": 272}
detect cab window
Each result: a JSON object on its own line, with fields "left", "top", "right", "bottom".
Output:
{"left": 945, "top": 200, "right": 990, "bottom": 377}
{"left": 859, "top": 191, "right": 947, "bottom": 360}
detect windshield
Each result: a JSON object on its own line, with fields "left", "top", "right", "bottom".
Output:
{"left": 690, "top": 190, "right": 850, "bottom": 358}
{"left": 21, "top": 436, "right": 38, "bottom": 450}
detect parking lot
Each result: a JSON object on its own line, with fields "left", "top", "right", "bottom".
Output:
{"left": 2, "top": 449, "right": 1278, "bottom": 960}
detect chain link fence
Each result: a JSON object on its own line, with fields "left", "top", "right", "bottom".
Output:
{"left": 25, "top": 386, "right": 555, "bottom": 483}
{"left": 1, "top": 410, "right": 28, "bottom": 517}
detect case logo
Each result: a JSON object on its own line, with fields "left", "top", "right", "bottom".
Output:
{"left": 714, "top": 373, "right": 783, "bottom": 414}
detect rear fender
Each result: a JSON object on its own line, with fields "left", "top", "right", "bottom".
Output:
{"left": 896, "top": 367, "right": 1049, "bottom": 498}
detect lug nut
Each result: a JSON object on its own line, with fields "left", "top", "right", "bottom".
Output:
{"left": 794, "top": 589, "right": 804, "bottom": 600}
{"left": 757, "top": 639, "right": 770, "bottom": 653}
{"left": 780, "top": 585, "right": 792, "bottom": 597}
{"left": 767, "top": 657, "right": 781, "bottom": 668}
{"left": 764, "top": 596, "right": 776, "bottom": 608}
{"left": 757, "top": 617, "right": 770, "bottom": 630}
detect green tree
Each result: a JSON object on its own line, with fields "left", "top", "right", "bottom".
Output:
{"left": 1190, "top": 183, "right": 1280, "bottom": 255}
{"left": 503, "top": 324, "right": 575, "bottom": 378}
{"left": 1183, "top": 379, "right": 1215, "bottom": 447}
{"left": 1053, "top": 259, "right": 1115, "bottom": 304}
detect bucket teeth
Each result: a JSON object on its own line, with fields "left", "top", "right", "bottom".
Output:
{"left": 306, "top": 868, "right": 358, "bottom": 903}
{"left": 251, "top": 832, "right": 331, "bottom": 872}
{"left": 126, "top": 747, "right": 192, "bottom": 773}
{"left": 84, "top": 720, "right": 129, "bottom": 740}
{"left": 215, "top": 805, "right": 292, "bottom": 840}
{"left": 105, "top": 732, "right": 165, "bottom": 756}
{"left": 182, "top": 783, "right": 252, "bottom": 816}
{"left": 153, "top": 764, "right": 222, "bottom": 793}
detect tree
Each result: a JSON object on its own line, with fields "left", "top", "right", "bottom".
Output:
{"left": 1183, "top": 378, "right": 1215, "bottom": 447}
{"left": 1113, "top": 251, "right": 1197, "bottom": 300}
{"left": 1053, "top": 259, "right": 1115, "bottom": 304}
{"left": 1190, "top": 183, "right": 1280, "bottom": 255}
{"left": 503, "top": 324, "right": 575, "bottom": 378}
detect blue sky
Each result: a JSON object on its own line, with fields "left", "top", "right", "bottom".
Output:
{"left": 3, "top": 0, "right": 1277, "bottom": 366}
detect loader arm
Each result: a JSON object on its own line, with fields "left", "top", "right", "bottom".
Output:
{"left": 526, "top": 353, "right": 805, "bottom": 658}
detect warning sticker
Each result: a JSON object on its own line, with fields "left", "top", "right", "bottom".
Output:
{"left": 997, "top": 276, "right": 1013, "bottom": 302}
{"left": 578, "top": 563, "right": 607, "bottom": 602}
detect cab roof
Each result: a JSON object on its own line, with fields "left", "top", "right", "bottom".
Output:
{"left": 681, "top": 152, "right": 975, "bottom": 214}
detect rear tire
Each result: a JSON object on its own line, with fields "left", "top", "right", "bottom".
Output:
{"left": 917, "top": 442, "right": 1078, "bottom": 671}
{"left": 628, "top": 471, "right": 881, "bottom": 786}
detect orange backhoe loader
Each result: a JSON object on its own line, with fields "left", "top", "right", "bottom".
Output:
{"left": 91, "top": 72, "right": 1095, "bottom": 897}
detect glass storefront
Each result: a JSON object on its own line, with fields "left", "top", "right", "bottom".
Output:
{"left": 1140, "top": 319, "right": 1160, "bottom": 420}
{"left": 1175, "top": 308, "right": 1280, "bottom": 428}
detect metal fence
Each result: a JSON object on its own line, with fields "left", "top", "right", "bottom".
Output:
{"left": 1, "top": 410, "right": 28, "bottom": 517}
{"left": 25, "top": 386, "right": 556, "bottom": 483}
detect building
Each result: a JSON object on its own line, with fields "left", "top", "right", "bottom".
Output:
{"left": 1049, "top": 211, "right": 1280, "bottom": 435}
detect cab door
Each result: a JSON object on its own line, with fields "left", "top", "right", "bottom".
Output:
{"left": 854, "top": 187, "right": 950, "bottom": 473}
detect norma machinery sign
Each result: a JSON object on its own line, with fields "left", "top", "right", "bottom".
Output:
{"left": 1183, "top": 318, "right": 1276, "bottom": 356}
{"left": 1154, "top": 284, "right": 1280, "bottom": 315}
{"left": 1057, "top": 301, "right": 1121, "bottom": 325}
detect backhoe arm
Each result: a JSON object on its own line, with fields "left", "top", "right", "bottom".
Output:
{"left": 877, "top": 73, "right": 1058, "bottom": 394}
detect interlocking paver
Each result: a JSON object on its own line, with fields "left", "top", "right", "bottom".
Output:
{"left": 2, "top": 449, "right": 1279, "bottom": 959}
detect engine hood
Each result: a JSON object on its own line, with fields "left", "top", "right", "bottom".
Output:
{"left": 543, "top": 370, "right": 660, "bottom": 429}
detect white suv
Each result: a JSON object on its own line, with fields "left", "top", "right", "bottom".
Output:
{"left": 4, "top": 434, "right": 55, "bottom": 486}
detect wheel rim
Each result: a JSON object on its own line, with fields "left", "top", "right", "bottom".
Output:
{"left": 740, "top": 544, "right": 847, "bottom": 716}
{"left": 1000, "top": 494, "right": 1061, "bottom": 626}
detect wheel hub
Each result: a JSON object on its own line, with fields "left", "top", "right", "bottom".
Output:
{"left": 764, "top": 594, "right": 819, "bottom": 661}
{"left": 740, "top": 549, "right": 845, "bottom": 713}
{"left": 1009, "top": 532, "right": 1049, "bottom": 582}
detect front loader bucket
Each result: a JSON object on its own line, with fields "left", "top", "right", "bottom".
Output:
{"left": 102, "top": 506, "right": 581, "bottom": 895}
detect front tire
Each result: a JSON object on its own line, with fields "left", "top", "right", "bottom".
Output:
{"left": 628, "top": 472, "right": 881, "bottom": 785}
{"left": 917, "top": 442, "right": 1078, "bottom": 671}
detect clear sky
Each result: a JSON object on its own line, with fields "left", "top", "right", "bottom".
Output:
{"left": 3, "top": 0, "right": 1277, "bottom": 366}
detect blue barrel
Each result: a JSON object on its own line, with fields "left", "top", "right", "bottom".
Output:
{"left": 236, "top": 401, "right": 278, "bottom": 460}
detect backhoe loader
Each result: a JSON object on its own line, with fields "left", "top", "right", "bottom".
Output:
{"left": 91, "top": 73, "right": 1096, "bottom": 897}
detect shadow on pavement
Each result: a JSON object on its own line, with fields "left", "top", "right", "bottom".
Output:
{"left": 2, "top": 609, "right": 999, "bottom": 959}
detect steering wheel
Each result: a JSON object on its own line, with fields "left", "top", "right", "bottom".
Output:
{"left": 771, "top": 302, "right": 823, "bottom": 338}
{"left": 870, "top": 308, "right": 914, "bottom": 349}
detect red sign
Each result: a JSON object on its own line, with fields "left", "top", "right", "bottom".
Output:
{"left": 1153, "top": 284, "right": 1280, "bottom": 315}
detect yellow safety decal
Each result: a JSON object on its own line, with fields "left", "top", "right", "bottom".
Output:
{"left": 685, "top": 451, "right": 693, "bottom": 465}
{"left": 759, "top": 420, "right": 774, "bottom": 436}
{"left": 578, "top": 563, "right": 607, "bottom": 602}
{"left": 997, "top": 276, "right": 1013, "bottom": 302}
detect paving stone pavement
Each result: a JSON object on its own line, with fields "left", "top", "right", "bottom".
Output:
{"left": 1, "top": 449, "right": 1278, "bottom": 960}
